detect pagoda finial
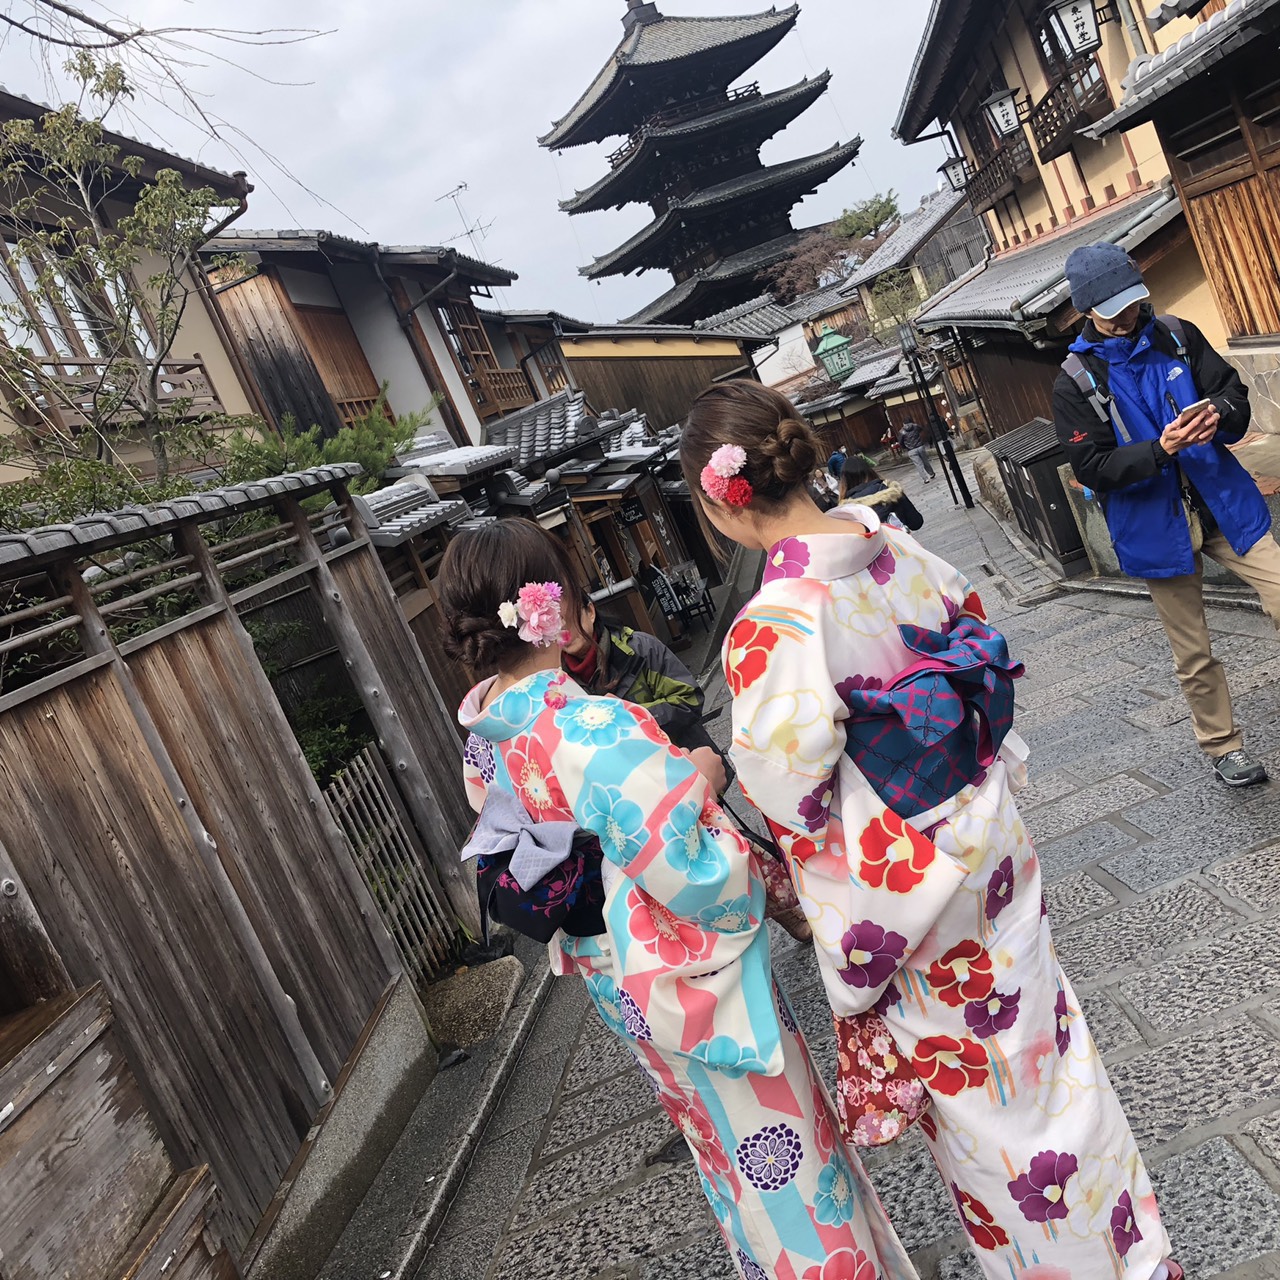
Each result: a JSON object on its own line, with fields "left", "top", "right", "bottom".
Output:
{"left": 623, "top": 0, "right": 661, "bottom": 31}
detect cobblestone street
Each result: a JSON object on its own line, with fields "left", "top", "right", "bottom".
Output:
{"left": 421, "top": 464, "right": 1280, "bottom": 1280}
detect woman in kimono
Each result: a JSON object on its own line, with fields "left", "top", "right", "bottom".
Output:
{"left": 679, "top": 382, "right": 1181, "bottom": 1280}
{"left": 441, "top": 518, "right": 917, "bottom": 1280}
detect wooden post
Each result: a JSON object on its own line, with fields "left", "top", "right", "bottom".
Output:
{"left": 0, "top": 833, "right": 73, "bottom": 1014}
{"left": 50, "top": 558, "right": 332, "bottom": 1102}
{"left": 276, "top": 491, "right": 483, "bottom": 938}
{"left": 172, "top": 521, "right": 404, "bottom": 981}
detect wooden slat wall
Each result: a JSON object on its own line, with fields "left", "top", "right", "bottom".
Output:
{"left": 215, "top": 272, "right": 346, "bottom": 440}
{"left": 126, "top": 612, "right": 393, "bottom": 1078}
{"left": 328, "top": 549, "right": 474, "bottom": 854}
{"left": 292, "top": 306, "right": 383, "bottom": 404}
{"left": 966, "top": 340, "right": 1061, "bottom": 435}
{"left": 0, "top": 664, "right": 322, "bottom": 1252}
{"left": 566, "top": 354, "right": 750, "bottom": 427}
{"left": 1185, "top": 174, "right": 1280, "bottom": 339}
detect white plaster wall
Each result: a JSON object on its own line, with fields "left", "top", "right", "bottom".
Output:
{"left": 400, "top": 279, "right": 485, "bottom": 443}
{"left": 277, "top": 264, "right": 343, "bottom": 308}
{"left": 755, "top": 322, "right": 814, "bottom": 387}
{"left": 328, "top": 264, "right": 443, "bottom": 428}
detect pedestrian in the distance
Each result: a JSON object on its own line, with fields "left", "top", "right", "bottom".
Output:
{"left": 837, "top": 453, "right": 924, "bottom": 532}
{"left": 444, "top": 518, "right": 917, "bottom": 1280}
{"left": 680, "top": 381, "right": 1181, "bottom": 1280}
{"left": 897, "top": 419, "right": 935, "bottom": 483}
{"left": 1054, "top": 242, "right": 1280, "bottom": 788}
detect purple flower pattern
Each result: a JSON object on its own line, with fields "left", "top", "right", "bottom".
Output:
{"left": 1110, "top": 1190, "right": 1143, "bottom": 1258}
{"left": 618, "top": 988, "right": 652, "bottom": 1042}
{"left": 463, "top": 733, "right": 495, "bottom": 784}
{"left": 837, "top": 920, "right": 908, "bottom": 990}
{"left": 985, "top": 856, "right": 1015, "bottom": 922}
{"left": 835, "top": 673, "right": 884, "bottom": 706}
{"left": 737, "top": 1123, "right": 804, "bottom": 1191}
{"left": 1054, "top": 987, "right": 1072, "bottom": 1057}
{"left": 874, "top": 979, "right": 903, "bottom": 1016}
{"left": 776, "top": 985, "right": 798, "bottom": 1034}
{"left": 963, "top": 986, "right": 1022, "bottom": 1039}
{"left": 764, "top": 537, "right": 811, "bottom": 582}
{"left": 797, "top": 778, "right": 834, "bottom": 833}
{"left": 737, "top": 1251, "right": 769, "bottom": 1280}
{"left": 868, "top": 544, "right": 896, "bottom": 586}
{"left": 1008, "top": 1150, "right": 1078, "bottom": 1223}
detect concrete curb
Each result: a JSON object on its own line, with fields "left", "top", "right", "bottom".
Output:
{"left": 386, "top": 953, "right": 554, "bottom": 1280}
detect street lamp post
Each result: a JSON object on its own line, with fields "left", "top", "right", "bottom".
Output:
{"left": 898, "top": 323, "right": 974, "bottom": 510}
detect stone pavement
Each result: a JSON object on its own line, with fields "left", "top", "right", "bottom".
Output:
{"left": 418, "top": 461, "right": 1280, "bottom": 1280}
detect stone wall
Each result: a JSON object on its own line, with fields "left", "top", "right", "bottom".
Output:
{"left": 1226, "top": 342, "right": 1280, "bottom": 435}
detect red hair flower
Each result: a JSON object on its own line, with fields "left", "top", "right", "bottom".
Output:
{"left": 725, "top": 476, "right": 754, "bottom": 507}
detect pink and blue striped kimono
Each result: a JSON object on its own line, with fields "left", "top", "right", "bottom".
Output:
{"left": 461, "top": 670, "right": 917, "bottom": 1280}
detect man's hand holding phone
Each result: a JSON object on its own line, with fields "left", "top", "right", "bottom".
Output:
{"left": 1161, "top": 397, "right": 1219, "bottom": 454}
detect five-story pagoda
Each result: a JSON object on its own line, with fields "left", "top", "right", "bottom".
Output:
{"left": 543, "top": 1, "right": 861, "bottom": 324}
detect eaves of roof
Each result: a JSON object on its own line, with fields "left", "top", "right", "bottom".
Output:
{"left": 842, "top": 189, "right": 967, "bottom": 290}
{"left": 893, "top": 0, "right": 985, "bottom": 143}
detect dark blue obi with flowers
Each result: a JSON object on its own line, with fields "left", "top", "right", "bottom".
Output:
{"left": 475, "top": 835, "right": 606, "bottom": 945}
{"left": 840, "top": 617, "right": 1024, "bottom": 820}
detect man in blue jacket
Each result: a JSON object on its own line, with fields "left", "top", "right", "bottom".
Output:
{"left": 1054, "top": 242, "right": 1280, "bottom": 788}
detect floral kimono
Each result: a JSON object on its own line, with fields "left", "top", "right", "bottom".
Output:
{"left": 725, "top": 506, "right": 1170, "bottom": 1279}
{"left": 460, "top": 670, "right": 916, "bottom": 1280}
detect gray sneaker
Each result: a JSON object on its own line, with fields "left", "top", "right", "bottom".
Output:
{"left": 1212, "top": 749, "right": 1269, "bottom": 788}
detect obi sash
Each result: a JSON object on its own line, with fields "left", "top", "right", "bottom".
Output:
{"left": 841, "top": 618, "right": 1024, "bottom": 820}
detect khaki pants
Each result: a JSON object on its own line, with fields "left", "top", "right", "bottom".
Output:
{"left": 1145, "top": 531, "right": 1280, "bottom": 757}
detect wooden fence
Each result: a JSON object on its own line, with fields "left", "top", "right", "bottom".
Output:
{"left": 326, "top": 745, "right": 457, "bottom": 988}
{"left": 0, "top": 465, "right": 476, "bottom": 1262}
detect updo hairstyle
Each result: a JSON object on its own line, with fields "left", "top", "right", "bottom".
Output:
{"left": 680, "top": 380, "right": 824, "bottom": 508}
{"left": 440, "top": 517, "right": 577, "bottom": 674}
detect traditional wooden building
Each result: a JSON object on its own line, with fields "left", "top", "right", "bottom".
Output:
{"left": 203, "top": 231, "right": 533, "bottom": 445}
{"left": 543, "top": 1, "right": 862, "bottom": 324}
{"left": 893, "top": 0, "right": 1234, "bottom": 436}
{"left": 0, "top": 91, "right": 262, "bottom": 486}
{"left": 1085, "top": 0, "right": 1280, "bottom": 428}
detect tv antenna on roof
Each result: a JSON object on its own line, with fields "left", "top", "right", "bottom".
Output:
{"left": 436, "top": 182, "right": 506, "bottom": 304}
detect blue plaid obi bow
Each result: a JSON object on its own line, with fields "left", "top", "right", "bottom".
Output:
{"left": 841, "top": 618, "right": 1024, "bottom": 820}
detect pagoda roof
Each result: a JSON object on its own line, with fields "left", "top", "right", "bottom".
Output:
{"left": 582, "top": 138, "right": 862, "bottom": 280}
{"left": 541, "top": 5, "right": 799, "bottom": 150}
{"left": 624, "top": 227, "right": 811, "bottom": 323}
{"left": 562, "top": 73, "right": 832, "bottom": 215}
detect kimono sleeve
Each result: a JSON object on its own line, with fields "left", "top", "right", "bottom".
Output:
{"left": 727, "top": 600, "right": 971, "bottom": 1015}
{"left": 553, "top": 697, "right": 783, "bottom": 1076}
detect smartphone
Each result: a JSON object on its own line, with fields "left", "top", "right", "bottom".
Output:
{"left": 1176, "top": 397, "right": 1214, "bottom": 420}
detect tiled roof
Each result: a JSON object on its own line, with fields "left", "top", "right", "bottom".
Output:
{"left": 0, "top": 466, "right": 362, "bottom": 576}
{"left": 1088, "top": 0, "right": 1280, "bottom": 136}
{"left": 694, "top": 294, "right": 794, "bottom": 336}
{"left": 894, "top": 0, "right": 985, "bottom": 143}
{"left": 843, "top": 189, "right": 967, "bottom": 289}
{"left": 913, "top": 188, "right": 1179, "bottom": 331}
{"left": 624, "top": 228, "right": 810, "bottom": 323}
{"left": 356, "top": 481, "right": 469, "bottom": 547}
{"left": 205, "top": 230, "right": 516, "bottom": 287}
{"left": 561, "top": 73, "right": 831, "bottom": 214}
{"left": 868, "top": 363, "right": 938, "bottom": 399}
{"left": 582, "top": 139, "right": 862, "bottom": 279}
{"left": 402, "top": 442, "right": 519, "bottom": 477}
{"left": 785, "top": 281, "right": 857, "bottom": 323}
{"left": 541, "top": 7, "right": 799, "bottom": 149}
{"left": 484, "top": 390, "right": 614, "bottom": 471}
{"left": 841, "top": 343, "right": 903, "bottom": 392}
{"left": 1149, "top": 0, "right": 1215, "bottom": 29}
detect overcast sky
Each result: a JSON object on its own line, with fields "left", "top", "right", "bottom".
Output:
{"left": 0, "top": 0, "right": 943, "bottom": 323}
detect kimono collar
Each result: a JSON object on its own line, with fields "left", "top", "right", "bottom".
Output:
{"left": 761, "top": 504, "right": 886, "bottom": 585}
{"left": 459, "top": 668, "right": 580, "bottom": 743}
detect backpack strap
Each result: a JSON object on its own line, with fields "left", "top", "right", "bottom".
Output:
{"left": 1157, "top": 314, "right": 1188, "bottom": 357}
{"left": 1061, "top": 351, "right": 1134, "bottom": 444}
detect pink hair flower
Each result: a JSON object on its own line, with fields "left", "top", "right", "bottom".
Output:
{"left": 708, "top": 444, "right": 747, "bottom": 478}
{"left": 502, "top": 581, "right": 565, "bottom": 647}
{"left": 700, "top": 466, "right": 731, "bottom": 502}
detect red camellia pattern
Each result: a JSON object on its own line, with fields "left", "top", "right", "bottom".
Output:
{"left": 927, "top": 939, "right": 996, "bottom": 1008}
{"left": 911, "top": 1035, "right": 990, "bottom": 1096}
{"left": 952, "top": 1183, "right": 1010, "bottom": 1251}
{"left": 857, "top": 810, "right": 937, "bottom": 893}
{"left": 628, "top": 887, "right": 715, "bottom": 967}
{"left": 726, "top": 620, "right": 780, "bottom": 696}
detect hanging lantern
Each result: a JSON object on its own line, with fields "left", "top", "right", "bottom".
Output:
{"left": 982, "top": 87, "right": 1025, "bottom": 139}
{"left": 939, "top": 155, "right": 969, "bottom": 194}
{"left": 1046, "top": 0, "right": 1103, "bottom": 60}
{"left": 814, "top": 323, "right": 854, "bottom": 380}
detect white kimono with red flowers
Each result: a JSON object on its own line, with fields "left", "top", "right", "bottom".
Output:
{"left": 460, "top": 669, "right": 916, "bottom": 1280}
{"left": 726, "top": 507, "right": 1171, "bottom": 1279}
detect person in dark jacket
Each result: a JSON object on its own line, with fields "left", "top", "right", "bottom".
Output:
{"left": 837, "top": 454, "right": 924, "bottom": 531}
{"left": 1054, "top": 242, "right": 1280, "bottom": 788}
{"left": 897, "top": 419, "right": 935, "bottom": 483}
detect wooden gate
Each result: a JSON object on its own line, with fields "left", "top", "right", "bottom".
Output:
{"left": 326, "top": 745, "right": 458, "bottom": 988}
